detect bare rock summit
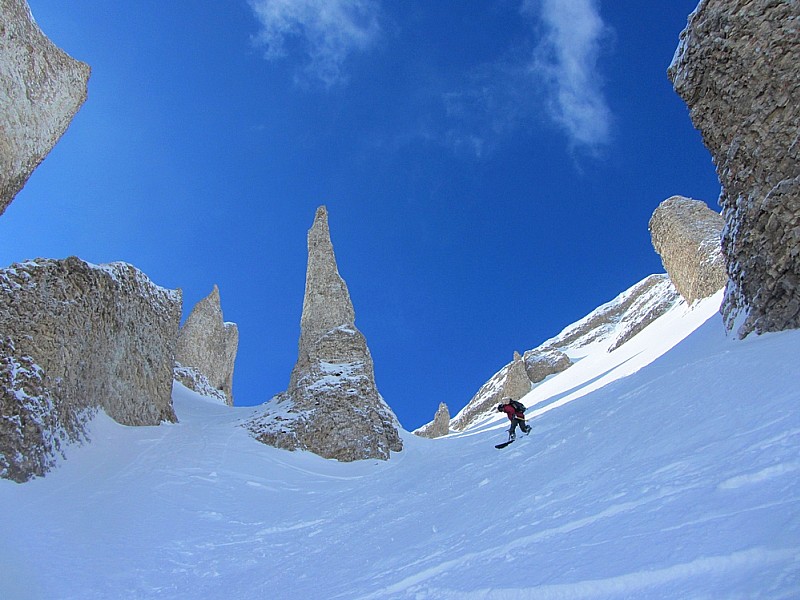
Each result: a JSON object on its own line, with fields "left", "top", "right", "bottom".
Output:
{"left": 175, "top": 285, "right": 238, "bottom": 405}
{"left": 669, "top": 0, "right": 800, "bottom": 336}
{"left": 246, "top": 206, "right": 403, "bottom": 461}
{"left": 649, "top": 195, "right": 727, "bottom": 304}
{"left": 1, "top": 0, "right": 90, "bottom": 216}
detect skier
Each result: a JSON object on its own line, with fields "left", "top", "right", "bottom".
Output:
{"left": 497, "top": 397, "right": 530, "bottom": 441}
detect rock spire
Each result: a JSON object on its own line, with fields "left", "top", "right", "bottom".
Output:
{"left": 174, "top": 285, "right": 238, "bottom": 405}
{"left": 246, "top": 206, "right": 403, "bottom": 461}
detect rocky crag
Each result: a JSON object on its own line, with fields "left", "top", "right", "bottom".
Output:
{"left": 669, "top": 0, "right": 800, "bottom": 337}
{"left": 174, "top": 285, "right": 238, "bottom": 405}
{"left": 649, "top": 195, "right": 727, "bottom": 304}
{"left": 0, "top": 0, "right": 90, "bottom": 216}
{"left": 0, "top": 257, "right": 182, "bottom": 482}
{"left": 449, "top": 275, "right": 682, "bottom": 432}
{"left": 414, "top": 402, "right": 451, "bottom": 439}
{"left": 246, "top": 207, "right": 403, "bottom": 461}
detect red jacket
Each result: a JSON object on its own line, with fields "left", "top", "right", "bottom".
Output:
{"left": 501, "top": 404, "right": 524, "bottom": 421}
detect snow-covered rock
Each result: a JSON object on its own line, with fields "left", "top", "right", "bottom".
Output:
{"left": 649, "top": 195, "right": 727, "bottom": 304}
{"left": 669, "top": 0, "right": 800, "bottom": 337}
{"left": 0, "top": 337, "right": 92, "bottom": 482}
{"left": 0, "top": 257, "right": 181, "bottom": 481}
{"left": 174, "top": 285, "right": 238, "bottom": 405}
{"left": 173, "top": 363, "right": 229, "bottom": 405}
{"left": 0, "top": 0, "right": 90, "bottom": 216}
{"left": 245, "top": 206, "right": 403, "bottom": 461}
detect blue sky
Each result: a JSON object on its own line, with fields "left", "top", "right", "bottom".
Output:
{"left": 2, "top": 0, "right": 719, "bottom": 430}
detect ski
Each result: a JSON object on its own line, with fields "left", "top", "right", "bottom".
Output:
{"left": 495, "top": 439, "right": 514, "bottom": 449}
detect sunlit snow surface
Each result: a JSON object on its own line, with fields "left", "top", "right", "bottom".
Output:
{"left": 2, "top": 293, "right": 799, "bottom": 599}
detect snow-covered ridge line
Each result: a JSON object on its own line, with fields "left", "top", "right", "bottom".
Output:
{"left": 450, "top": 274, "right": 687, "bottom": 431}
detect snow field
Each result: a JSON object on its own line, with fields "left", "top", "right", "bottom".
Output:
{"left": 1, "top": 303, "right": 799, "bottom": 598}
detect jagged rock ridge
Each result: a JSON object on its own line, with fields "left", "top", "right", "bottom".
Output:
{"left": 246, "top": 206, "right": 403, "bottom": 461}
{"left": 649, "top": 195, "right": 727, "bottom": 304}
{"left": 174, "top": 285, "right": 238, "bottom": 405}
{"left": 0, "top": 257, "right": 182, "bottom": 482}
{"left": 0, "top": 0, "right": 90, "bottom": 216}
{"left": 669, "top": 0, "right": 800, "bottom": 337}
{"left": 449, "top": 274, "right": 682, "bottom": 432}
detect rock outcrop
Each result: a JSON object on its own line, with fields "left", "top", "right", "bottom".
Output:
{"left": 414, "top": 402, "right": 450, "bottom": 439}
{"left": 669, "top": 0, "right": 800, "bottom": 336}
{"left": 174, "top": 286, "right": 238, "bottom": 405}
{"left": 0, "top": 257, "right": 182, "bottom": 481}
{"left": 246, "top": 206, "right": 403, "bottom": 461}
{"left": 523, "top": 349, "right": 573, "bottom": 384}
{"left": 449, "top": 274, "right": 682, "bottom": 432}
{"left": 649, "top": 195, "right": 727, "bottom": 304}
{"left": 450, "top": 351, "right": 532, "bottom": 432}
{"left": 0, "top": 0, "right": 90, "bottom": 216}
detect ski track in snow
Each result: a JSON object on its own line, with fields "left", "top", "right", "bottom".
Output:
{"left": 1, "top": 298, "right": 800, "bottom": 599}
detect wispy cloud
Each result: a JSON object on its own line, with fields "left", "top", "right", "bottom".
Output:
{"left": 523, "top": 0, "right": 613, "bottom": 151}
{"left": 248, "top": 0, "right": 381, "bottom": 87}
{"left": 425, "top": 0, "right": 613, "bottom": 159}
{"left": 436, "top": 58, "right": 538, "bottom": 158}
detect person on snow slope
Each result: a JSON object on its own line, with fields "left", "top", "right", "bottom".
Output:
{"left": 497, "top": 397, "right": 530, "bottom": 440}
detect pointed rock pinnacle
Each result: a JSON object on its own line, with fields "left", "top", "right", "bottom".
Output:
{"left": 174, "top": 285, "right": 239, "bottom": 405}
{"left": 299, "top": 206, "right": 356, "bottom": 355}
{"left": 246, "top": 205, "right": 403, "bottom": 461}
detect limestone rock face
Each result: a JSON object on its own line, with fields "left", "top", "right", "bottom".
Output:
{"left": 649, "top": 196, "right": 727, "bottom": 304}
{"left": 246, "top": 206, "right": 403, "bottom": 461}
{"left": 0, "top": 257, "right": 181, "bottom": 481}
{"left": 414, "top": 402, "right": 450, "bottom": 439}
{"left": 0, "top": 0, "right": 90, "bottom": 216}
{"left": 669, "top": 0, "right": 800, "bottom": 336}
{"left": 450, "top": 351, "right": 532, "bottom": 432}
{"left": 174, "top": 286, "right": 238, "bottom": 405}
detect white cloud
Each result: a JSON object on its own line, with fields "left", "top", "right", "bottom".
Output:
{"left": 428, "top": 1, "right": 613, "bottom": 159}
{"left": 523, "top": 0, "right": 612, "bottom": 150}
{"left": 437, "top": 59, "right": 537, "bottom": 158}
{"left": 248, "top": 0, "right": 381, "bottom": 87}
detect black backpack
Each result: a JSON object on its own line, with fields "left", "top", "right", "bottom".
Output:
{"left": 510, "top": 400, "right": 526, "bottom": 413}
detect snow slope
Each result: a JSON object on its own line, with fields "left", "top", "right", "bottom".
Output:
{"left": 2, "top": 298, "right": 799, "bottom": 598}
